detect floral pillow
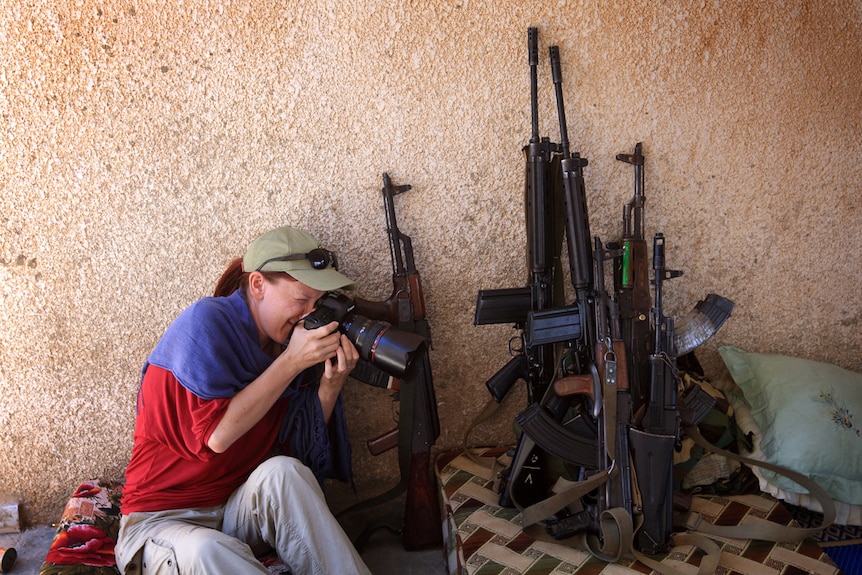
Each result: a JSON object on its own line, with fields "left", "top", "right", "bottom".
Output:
{"left": 39, "top": 479, "right": 123, "bottom": 575}
{"left": 718, "top": 346, "right": 862, "bottom": 505}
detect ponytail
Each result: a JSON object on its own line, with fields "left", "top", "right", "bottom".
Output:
{"left": 214, "top": 258, "right": 247, "bottom": 297}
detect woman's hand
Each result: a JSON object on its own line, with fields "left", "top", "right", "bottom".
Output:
{"left": 318, "top": 333, "right": 359, "bottom": 423}
{"left": 277, "top": 321, "right": 344, "bottom": 373}
{"left": 208, "top": 321, "right": 354, "bottom": 453}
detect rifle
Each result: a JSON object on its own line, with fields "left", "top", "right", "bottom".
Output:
{"left": 592, "top": 237, "right": 634, "bottom": 519}
{"left": 610, "top": 143, "right": 652, "bottom": 413}
{"left": 474, "top": 27, "right": 564, "bottom": 411}
{"left": 612, "top": 144, "right": 736, "bottom": 411}
{"left": 474, "top": 27, "right": 575, "bottom": 509}
{"left": 505, "top": 40, "right": 599, "bottom": 512}
{"left": 628, "top": 233, "right": 682, "bottom": 554}
{"left": 517, "top": 237, "right": 635, "bottom": 541}
{"left": 344, "top": 173, "right": 442, "bottom": 550}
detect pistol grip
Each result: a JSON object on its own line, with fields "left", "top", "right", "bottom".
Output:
{"left": 553, "top": 374, "right": 594, "bottom": 398}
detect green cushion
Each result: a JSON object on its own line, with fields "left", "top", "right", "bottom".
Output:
{"left": 719, "top": 346, "right": 862, "bottom": 505}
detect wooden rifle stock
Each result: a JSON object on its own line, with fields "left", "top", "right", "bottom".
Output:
{"left": 365, "top": 428, "right": 442, "bottom": 549}
{"left": 403, "top": 449, "right": 442, "bottom": 549}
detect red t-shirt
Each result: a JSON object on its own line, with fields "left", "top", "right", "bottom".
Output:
{"left": 121, "top": 364, "right": 290, "bottom": 513}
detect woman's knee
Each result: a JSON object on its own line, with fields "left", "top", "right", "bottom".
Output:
{"left": 251, "top": 456, "right": 319, "bottom": 491}
{"left": 176, "top": 529, "right": 262, "bottom": 572}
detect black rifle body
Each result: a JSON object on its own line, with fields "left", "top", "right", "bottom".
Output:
{"left": 628, "top": 233, "right": 682, "bottom": 554}
{"left": 474, "top": 27, "right": 564, "bottom": 412}
{"left": 505, "top": 39, "right": 601, "bottom": 511}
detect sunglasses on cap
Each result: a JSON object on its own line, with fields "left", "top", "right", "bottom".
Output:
{"left": 255, "top": 248, "right": 339, "bottom": 272}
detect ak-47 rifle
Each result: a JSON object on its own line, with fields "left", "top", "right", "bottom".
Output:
{"left": 528, "top": 237, "right": 634, "bottom": 539}
{"left": 611, "top": 143, "right": 736, "bottom": 413}
{"left": 628, "top": 233, "right": 682, "bottom": 554}
{"left": 592, "top": 237, "right": 634, "bottom": 520}
{"left": 345, "top": 173, "right": 442, "bottom": 550}
{"left": 610, "top": 144, "right": 652, "bottom": 412}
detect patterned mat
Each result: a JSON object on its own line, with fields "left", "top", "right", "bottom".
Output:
{"left": 436, "top": 448, "right": 841, "bottom": 575}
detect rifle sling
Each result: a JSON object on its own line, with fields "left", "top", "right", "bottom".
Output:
{"left": 517, "top": 459, "right": 617, "bottom": 527}
{"left": 460, "top": 396, "right": 507, "bottom": 482}
{"left": 679, "top": 425, "right": 836, "bottom": 542}
{"left": 334, "top": 360, "right": 418, "bottom": 532}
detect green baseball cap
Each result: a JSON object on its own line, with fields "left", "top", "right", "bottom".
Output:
{"left": 243, "top": 227, "right": 356, "bottom": 291}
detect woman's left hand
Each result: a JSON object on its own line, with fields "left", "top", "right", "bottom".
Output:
{"left": 318, "top": 334, "right": 359, "bottom": 421}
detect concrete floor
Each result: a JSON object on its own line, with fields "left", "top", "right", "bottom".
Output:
{"left": 0, "top": 526, "right": 55, "bottom": 574}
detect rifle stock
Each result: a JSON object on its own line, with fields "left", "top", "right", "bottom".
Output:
{"left": 402, "top": 449, "right": 439, "bottom": 550}
{"left": 400, "top": 348, "right": 442, "bottom": 548}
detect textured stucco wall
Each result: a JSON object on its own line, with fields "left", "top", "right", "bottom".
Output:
{"left": 1, "top": 0, "right": 860, "bottom": 526}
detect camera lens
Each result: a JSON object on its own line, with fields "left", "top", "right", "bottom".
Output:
{"left": 304, "top": 292, "right": 427, "bottom": 379}
{"left": 342, "top": 315, "right": 426, "bottom": 378}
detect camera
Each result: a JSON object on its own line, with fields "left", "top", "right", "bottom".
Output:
{"left": 304, "top": 292, "right": 426, "bottom": 378}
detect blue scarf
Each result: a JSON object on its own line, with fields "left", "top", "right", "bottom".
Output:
{"left": 143, "top": 290, "right": 352, "bottom": 484}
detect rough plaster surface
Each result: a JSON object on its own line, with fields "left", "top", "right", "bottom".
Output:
{"left": 1, "top": 0, "right": 860, "bottom": 525}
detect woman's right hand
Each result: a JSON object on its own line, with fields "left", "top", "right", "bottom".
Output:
{"left": 278, "top": 320, "right": 343, "bottom": 373}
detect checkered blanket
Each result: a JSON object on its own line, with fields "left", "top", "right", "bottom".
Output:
{"left": 436, "top": 448, "right": 841, "bottom": 575}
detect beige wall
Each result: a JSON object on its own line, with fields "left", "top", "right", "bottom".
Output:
{"left": 1, "top": 0, "right": 860, "bottom": 526}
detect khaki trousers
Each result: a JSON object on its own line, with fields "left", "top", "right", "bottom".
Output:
{"left": 115, "top": 456, "right": 371, "bottom": 575}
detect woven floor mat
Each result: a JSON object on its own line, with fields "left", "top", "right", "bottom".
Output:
{"left": 437, "top": 448, "right": 841, "bottom": 575}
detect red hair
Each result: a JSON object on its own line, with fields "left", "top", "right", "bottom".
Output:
{"left": 213, "top": 258, "right": 294, "bottom": 297}
{"left": 214, "top": 258, "right": 247, "bottom": 297}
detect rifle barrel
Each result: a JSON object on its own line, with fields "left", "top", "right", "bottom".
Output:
{"left": 528, "top": 27, "right": 539, "bottom": 141}
{"left": 549, "top": 46, "right": 569, "bottom": 156}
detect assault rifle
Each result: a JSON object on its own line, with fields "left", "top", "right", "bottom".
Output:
{"left": 475, "top": 27, "right": 580, "bottom": 508}
{"left": 610, "top": 144, "right": 652, "bottom": 412}
{"left": 474, "top": 26, "right": 565, "bottom": 412}
{"left": 629, "top": 233, "right": 682, "bottom": 554}
{"left": 505, "top": 39, "right": 600, "bottom": 512}
{"left": 528, "top": 238, "right": 634, "bottom": 539}
{"left": 344, "top": 173, "right": 442, "bottom": 550}
{"left": 592, "top": 238, "right": 634, "bottom": 519}
{"left": 611, "top": 143, "right": 736, "bottom": 413}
